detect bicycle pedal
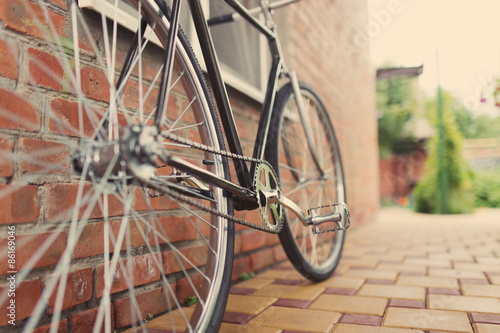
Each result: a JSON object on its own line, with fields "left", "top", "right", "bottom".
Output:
{"left": 308, "top": 203, "right": 351, "bottom": 234}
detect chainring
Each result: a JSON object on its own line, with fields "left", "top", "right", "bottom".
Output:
{"left": 253, "top": 163, "right": 284, "bottom": 232}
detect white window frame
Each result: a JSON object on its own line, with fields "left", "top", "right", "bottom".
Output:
{"left": 78, "top": 0, "right": 269, "bottom": 102}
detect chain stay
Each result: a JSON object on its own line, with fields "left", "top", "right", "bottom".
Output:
{"left": 159, "top": 132, "right": 283, "bottom": 234}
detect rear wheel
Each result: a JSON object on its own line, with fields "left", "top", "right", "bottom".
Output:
{"left": 267, "top": 82, "right": 346, "bottom": 281}
{"left": 0, "top": 0, "right": 232, "bottom": 332}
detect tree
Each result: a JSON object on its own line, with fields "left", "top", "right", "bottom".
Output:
{"left": 377, "top": 75, "right": 418, "bottom": 157}
{"left": 414, "top": 90, "right": 475, "bottom": 214}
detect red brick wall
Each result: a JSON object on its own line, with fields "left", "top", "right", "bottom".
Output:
{"left": 229, "top": 0, "right": 378, "bottom": 277}
{"left": 0, "top": 0, "right": 377, "bottom": 330}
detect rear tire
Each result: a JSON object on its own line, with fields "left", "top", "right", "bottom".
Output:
{"left": 266, "top": 82, "right": 346, "bottom": 281}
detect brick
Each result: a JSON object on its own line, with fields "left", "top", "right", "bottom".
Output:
{"left": 48, "top": 268, "right": 92, "bottom": 312}
{"left": 428, "top": 294, "right": 500, "bottom": 314}
{"left": 81, "top": 67, "right": 110, "bottom": 102}
{"left": 473, "top": 323, "right": 500, "bottom": 333}
{"left": 0, "top": 138, "right": 14, "bottom": 177}
{"left": 235, "top": 277, "right": 274, "bottom": 290}
{"left": 175, "top": 273, "right": 204, "bottom": 305}
{"left": 32, "top": 319, "right": 67, "bottom": 333}
{"left": 383, "top": 308, "right": 472, "bottom": 332}
{"left": 241, "top": 230, "right": 266, "bottom": 252}
{"left": 339, "top": 313, "right": 382, "bottom": 326}
{"left": 0, "top": 231, "right": 66, "bottom": 275}
{"left": 73, "top": 220, "right": 145, "bottom": 259}
{"left": 427, "top": 287, "right": 461, "bottom": 295}
{"left": 343, "top": 269, "right": 397, "bottom": 280}
{"left": 272, "top": 244, "right": 287, "bottom": 262}
{"left": 148, "top": 216, "right": 199, "bottom": 245}
{"left": 45, "top": 183, "right": 129, "bottom": 222}
{"left": 0, "top": 38, "right": 18, "bottom": 79}
{"left": 462, "top": 284, "right": 500, "bottom": 298}
{"left": 0, "top": 0, "right": 67, "bottom": 40}
{"left": 222, "top": 312, "right": 255, "bottom": 325}
{"left": 250, "top": 248, "right": 274, "bottom": 272}
{"left": 48, "top": 98, "right": 105, "bottom": 138}
{"left": 113, "top": 286, "right": 176, "bottom": 328}
{"left": 358, "top": 284, "right": 425, "bottom": 301}
{"left": 28, "top": 48, "right": 66, "bottom": 91}
{"left": 231, "top": 256, "right": 251, "bottom": 281}
{"left": 248, "top": 306, "right": 340, "bottom": 332}
{"left": 333, "top": 324, "right": 424, "bottom": 333}
{"left": 70, "top": 306, "right": 114, "bottom": 333}
{"left": 396, "top": 276, "right": 459, "bottom": 289}
{"left": 317, "top": 276, "right": 365, "bottom": 290}
{"left": 225, "top": 294, "right": 277, "bottom": 315}
{"left": 95, "top": 254, "right": 161, "bottom": 298}
{"left": 0, "top": 87, "right": 40, "bottom": 130}
{"left": 19, "top": 137, "right": 70, "bottom": 174}
{"left": 122, "top": 80, "right": 160, "bottom": 113}
{"left": 310, "top": 294, "right": 387, "bottom": 316}
{"left": 0, "top": 279, "right": 42, "bottom": 326}
{"left": 387, "top": 299, "right": 425, "bottom": 309}
{"left": 469, "top": 313, "right": 500, "bottom": 324}
{"left": 0, "top": 184, "right": 39, "bottom": 224}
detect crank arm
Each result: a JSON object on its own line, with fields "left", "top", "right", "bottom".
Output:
{"left": 267, "top": 190, "right": 350, "bottom": 233}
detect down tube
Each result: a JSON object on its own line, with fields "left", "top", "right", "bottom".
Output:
{"left": 187, "top": 0, "right": 252, "bottom": 189}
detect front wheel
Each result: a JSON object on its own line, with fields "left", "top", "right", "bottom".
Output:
{"left": 266, "top": 82, "right": 346, "bottom": 281}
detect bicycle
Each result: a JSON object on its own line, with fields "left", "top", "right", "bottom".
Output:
{"left": 0, "top": 0, "right": 350, "bottom": 332}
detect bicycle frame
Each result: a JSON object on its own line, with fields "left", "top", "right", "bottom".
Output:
{"left": 158, "top": 0, "right": 318, "bottom": 211}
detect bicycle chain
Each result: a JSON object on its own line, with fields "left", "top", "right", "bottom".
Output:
{"left": 159, "top": 132, "right": 284, "bottom": 234}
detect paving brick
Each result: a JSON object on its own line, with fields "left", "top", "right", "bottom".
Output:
{"left": 459, "top": 278, "right": 490, "bottom": 285}
{"left": 339, "top": 314, "right": 382, "bottom": 326}
{"left": 358, "top": 284, "right": 425, "bottom": 301}
{"left": 469, "top": 313, "right": 500, "bottom": 324}
{"left": 235, "top": 278, "right": 274, "bottom": 290}
{"left": 230, "top": 287, "right": 257, "bottom": 295}
{"left": 383, "top": 308, "right": 472, "bottom": 332}
{"left": 428, "top": 268, "right": 486, "bottom": 279}
{"left": 461, "top": 284, "right": 500, "bottom": 298}
{"left": 222, "top": 312, "right": 255, "bottom": 325}
{"left": 248, "top": 307, "right": 339, "bottom": 333}
{"left": 257, "top": 269, "right": 307, "bottom": 281}
{"left": 428, "top": 294, "right": 500, "bottom": 314}
{"left": 219, "top": 323, "right": 280, "bottom": 333}
{"left": 454, "top": 263, "right": 500, "bottom": 273}
{"left": 403, "top": 258, "right": 452, "bottom": 268}
{"left": 343, "top": 269, "right": 397, "bottom": 281}
{"left": 427, "top": 287, "right": 461, "bottom": 295}
{"left": 324, "top": 288, "right": 357, "bottom": 296}
{"left": 281, "top": 284, "right": 325, "bottom": 301}
{"left": 387, "top": 299, "right": 425, "bottom": 309}
{"left": 225, "top": 295, "right": 277, "bottom": 315}
{"left": 473, "top": 323, "right": 500, "bottom": 333}
{"left": 332, "top": 323, "right": 425, "bottom": 332}
{"left": 310, "top": 294, "right": 387, "bottom": 316}
{"left": 489, "top": 275, "right": 500, "bottom": 285}
{"left": 396, "top": 276, "right": 459, "bottom": 289}
{"left": 376, "top": 263, "right": 426, "bottom": 274}
{"left": 142, "top": 307, "right": 193, "bottom": 332}
{"left": 252, "top": 284, "right": 298, "bottom": 298}
{"left": 317, "top": 277, "right": 365, "bottom": 290}
{"left": 273, "top": 298, "right": 311, "bottom": 309}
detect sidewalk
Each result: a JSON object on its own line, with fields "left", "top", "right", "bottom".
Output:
{"left": 220, "top": 207, "right": 500, "bottom": 333}
{"left": 131, "top": 208, "right": 500, "bottom": 332}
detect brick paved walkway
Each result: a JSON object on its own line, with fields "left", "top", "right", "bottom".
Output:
{"left": 134, "top": 208, "right": 500, "bottom": 332}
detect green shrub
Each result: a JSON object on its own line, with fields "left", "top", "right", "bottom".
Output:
{"left": 414, "top": 90, "right": 475, "bottom": 214}
{"left": 473, "top": 169, "right": 500, "bottom": 208}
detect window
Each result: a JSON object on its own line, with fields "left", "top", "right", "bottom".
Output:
{"left": 79, "top": 0, "right": 269, "bottom": 101}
